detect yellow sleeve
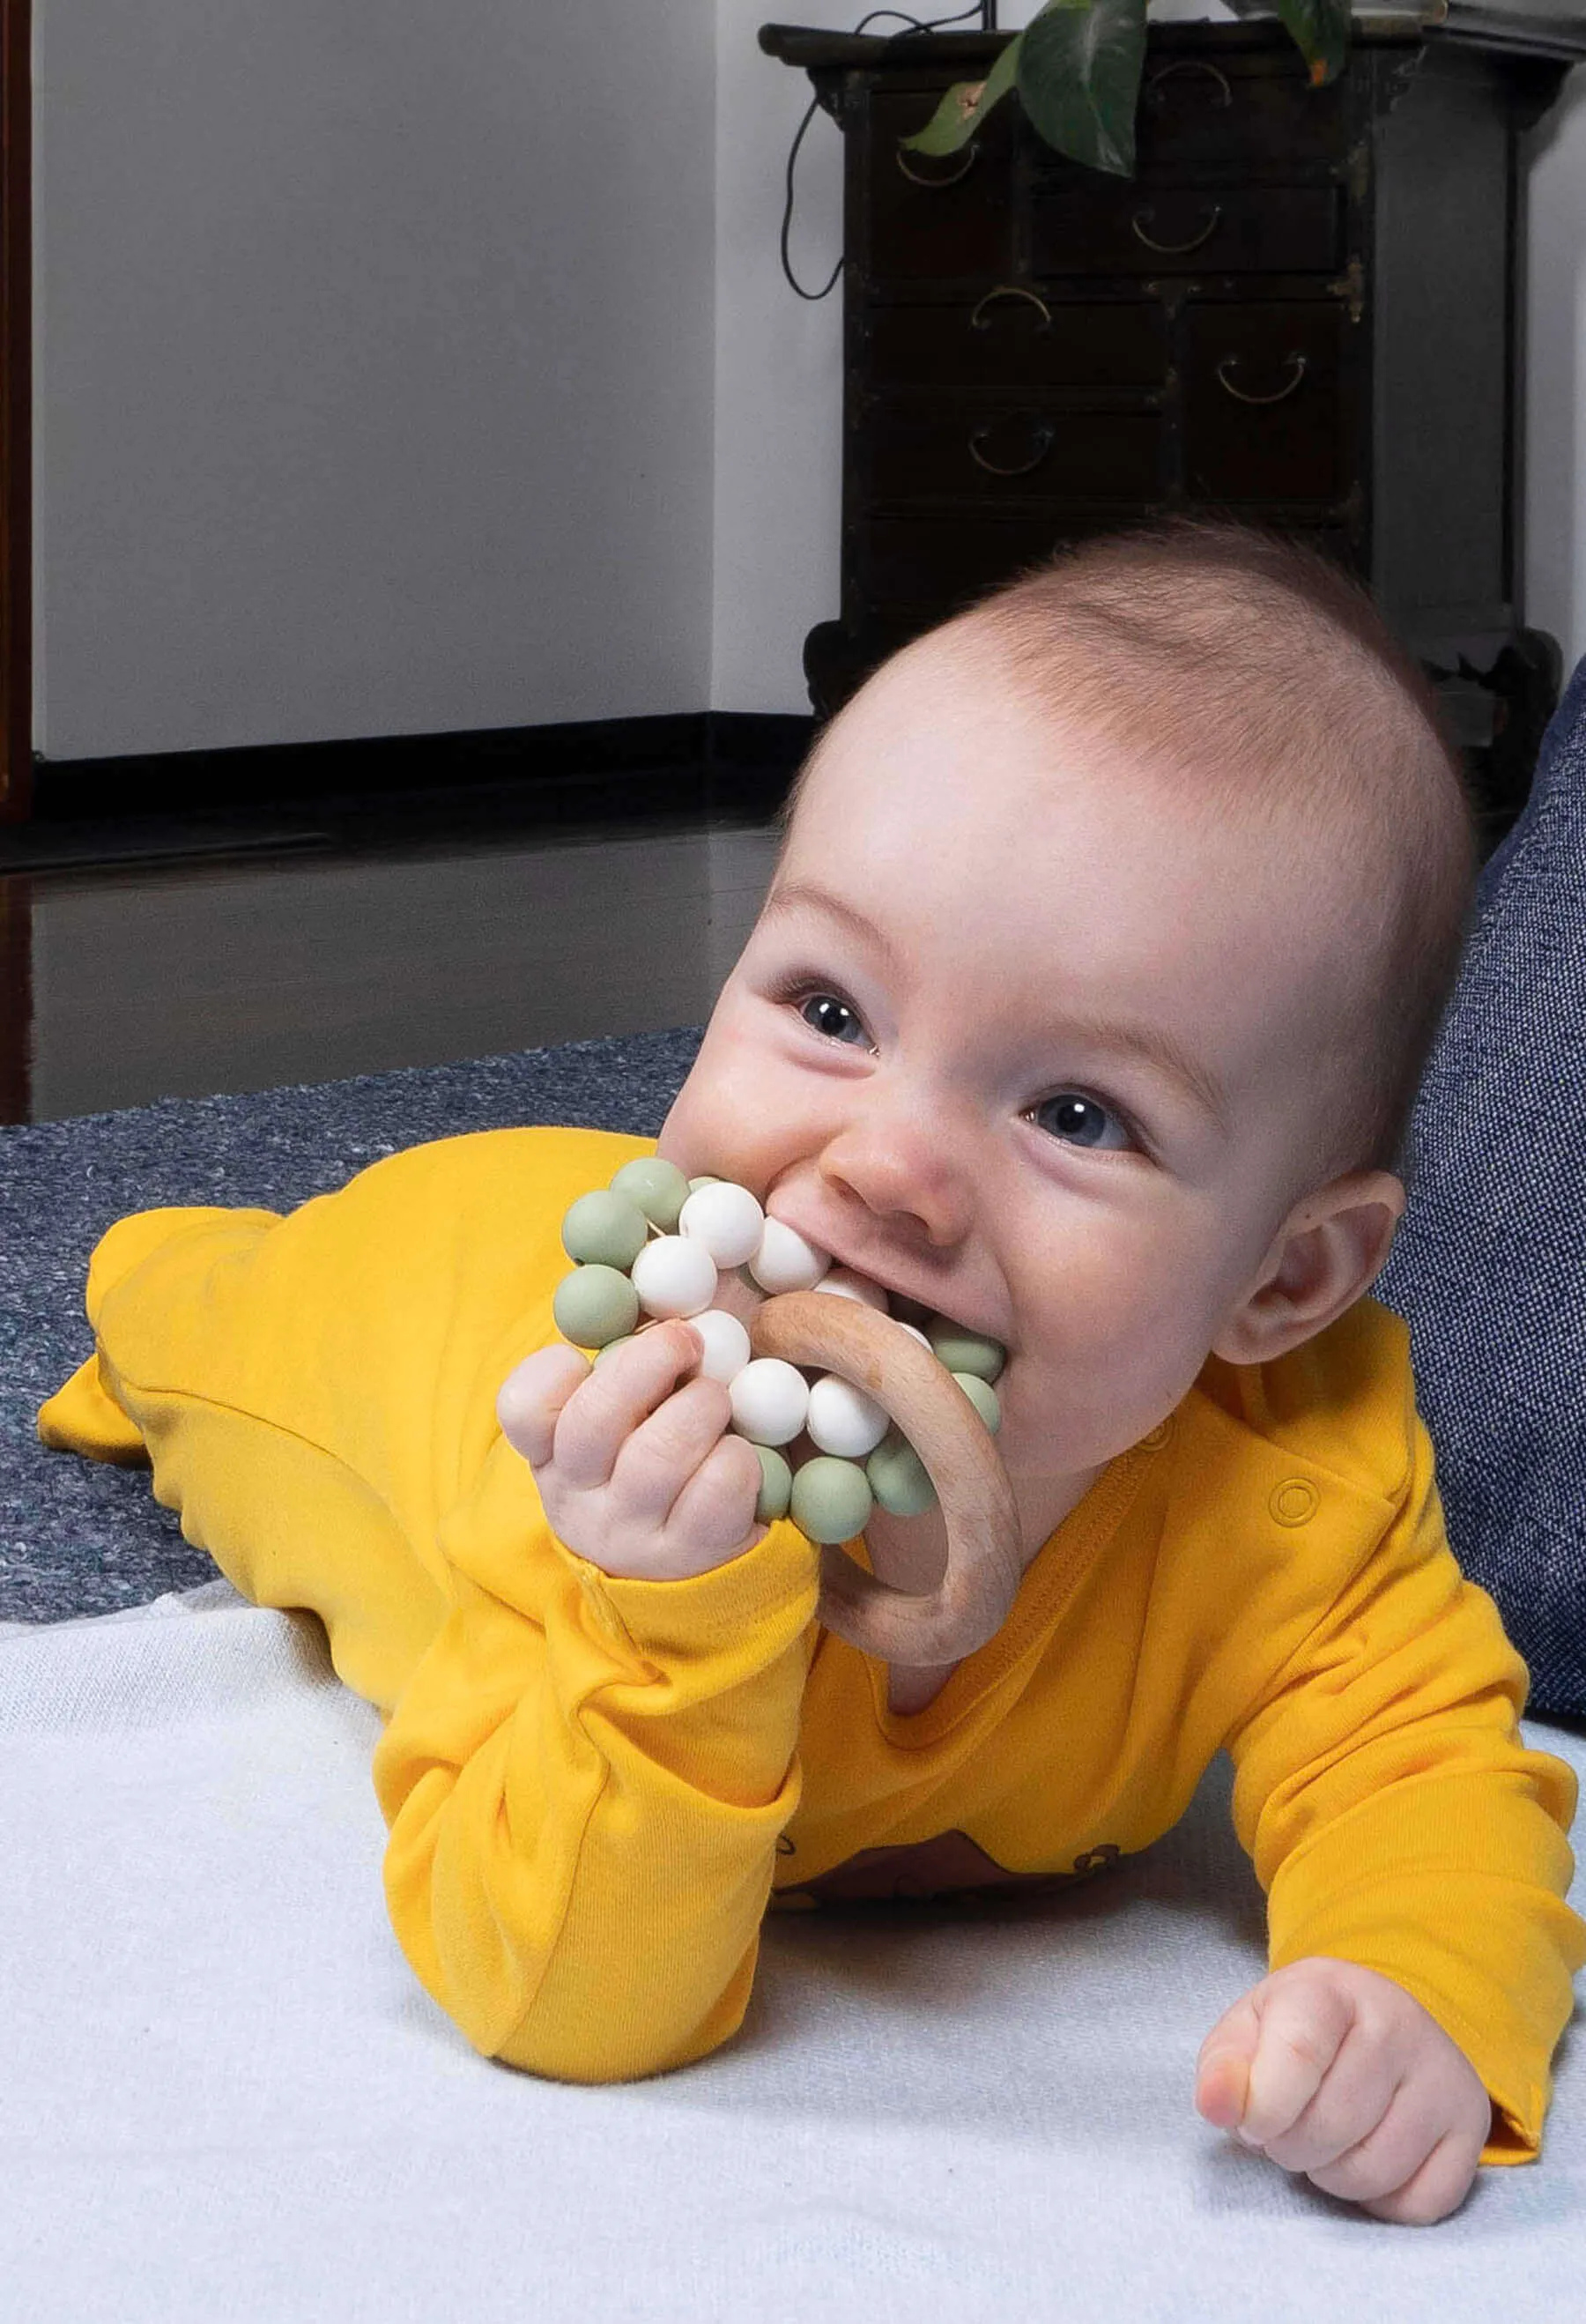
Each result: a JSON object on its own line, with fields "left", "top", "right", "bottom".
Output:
{"left": 35, "top": 1125, "right": 825, "bottom": 2083}
{"left": 1224, "top": 1404, "right": 1585, "bottom": 2165}
{"left": 374, "top": 1454, "right": 819, "bottom": 2083}
{"left": 38, "top": 1204, "right": 285, "bottom": 1464}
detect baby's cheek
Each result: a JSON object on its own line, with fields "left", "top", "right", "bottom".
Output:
{"left": 988, "top": 1354, "right": 1066, "bottom": 1460}
{"left": 997, "top": 1340, "right": 1164, "bottom": 1472}
{"left": 655, "top": 1093, "right": 768, "bottom": 1213}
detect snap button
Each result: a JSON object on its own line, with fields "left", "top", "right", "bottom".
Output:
{"left": 1139, "top": 1417, "right": 1173, "bottom": 1451}
{"left": 1269, "top": 1478, "right": 1318, "bottom": 1527}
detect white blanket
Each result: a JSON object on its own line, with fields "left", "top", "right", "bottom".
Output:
{"left": 3, "top": 1584, "right": 1582, "bottom": 2323}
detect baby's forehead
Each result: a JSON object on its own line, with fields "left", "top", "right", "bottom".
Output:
{"left": 804, "top": 741, "right": 1363, "bottom": 1088}
{"left": 809, "top": 619, "right": 1382, "bottom": 938}
{"left": 818, "top": 664, "right": 1253, "bottom": 874}
{"left": 798, "top": 748, "right": 1340, "bottom": 991}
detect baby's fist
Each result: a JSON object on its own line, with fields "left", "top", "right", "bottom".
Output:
{"left": 496, "top": 1323, "right": 769, "bottom": 1581}
{"left": 1195, "top": 1957, "right": 1493, "bottom": 2224}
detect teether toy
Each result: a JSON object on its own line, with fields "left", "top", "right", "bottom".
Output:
{"left": 551, "top": 1159, "right": 1023, "bottom": 1665}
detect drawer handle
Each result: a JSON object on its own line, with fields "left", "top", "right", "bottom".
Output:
{"left": 967, "top": 417, "right": 1055, "bottom": 477}
{"left": 896, "top": 142, "right": 979, "bottom": 189}
{"left": 1215, "top": 352, "right": 1308, "bottom": 405}
{"left": 970, "top": 284, "right": 1054, "bottom": 333}
{"left": 1144, "top": 60, "right": 1233, "bottom": 110}
{"left": 1130, "top": 204, "right": 1221, "bottom": 255}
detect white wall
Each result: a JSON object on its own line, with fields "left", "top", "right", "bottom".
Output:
{"left": 31, "top": 1, "right": 717, "bottom": 760}
{"left": 27, "top": 4, "right": 1586, "bottom": 751}
{"left": 710, "top": 0, "right": 849, "bottom": 714}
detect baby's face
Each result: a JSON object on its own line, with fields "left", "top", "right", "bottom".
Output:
{"left": 659, "top": 636, "right": 1368, "bottom": 1498}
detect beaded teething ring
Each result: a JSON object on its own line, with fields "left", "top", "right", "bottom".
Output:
{"left": 551, "top": 1157, "right": 1024, "bottom": 1665}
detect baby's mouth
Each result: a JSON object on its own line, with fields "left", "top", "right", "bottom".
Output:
{"left": 879, "top": 1289, "right": 934, "bottom": 1331}
{"left": 718, "top": 1261, "right": 978, "bottom": 1348}
{"left": 831, "top": 1268, "right": 993, "bottom": 1353}
{"left": 756, "top": 1202, "right": 1003, "bottom": 1352}
{"left": 848, "top": 1275, "right": 930, "bottom": 1330}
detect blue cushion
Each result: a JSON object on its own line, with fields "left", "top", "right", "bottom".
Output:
{"left": 1375, "top": 657, "right": 1586, "bottom": 1717}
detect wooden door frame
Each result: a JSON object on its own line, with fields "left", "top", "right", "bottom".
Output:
{"left": 1, "top": 0, "right": 30, "bottom": 822}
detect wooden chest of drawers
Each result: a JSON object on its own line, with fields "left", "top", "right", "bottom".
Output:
{"left": 761, "top": 11, "right": 1584, "bottom": 838}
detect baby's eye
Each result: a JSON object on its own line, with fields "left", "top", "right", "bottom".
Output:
{"left": 1024, "top": 1093, "right": 1135, "bottom": 1155}
{"left": 780, "top": 980, "right": 872, "bottom": 1050}
{"left": 778, "top": 976, "right": 1139, "bottom": 1155}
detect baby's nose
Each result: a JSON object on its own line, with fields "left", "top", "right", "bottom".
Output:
{"left": 823, "top": 1162, "right": 975, "bottom": 1259}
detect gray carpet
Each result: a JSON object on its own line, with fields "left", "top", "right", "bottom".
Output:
{"left": 0, "top": 1030, "right": 702, "bottom": 1623}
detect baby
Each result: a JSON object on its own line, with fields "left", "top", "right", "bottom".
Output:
{"left": 39, "top": 521, "right": 1582, "bottom": 2229}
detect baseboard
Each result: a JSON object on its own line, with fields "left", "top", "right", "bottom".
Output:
{"left": 22, "top": 709, "right": 816, "bottom": 827}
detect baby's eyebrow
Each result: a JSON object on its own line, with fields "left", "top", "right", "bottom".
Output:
{"left": 761, "top": 880, "right": 905, "bottom": 969}
{"left": 760, "top": 877, "right": 1232, "bottom": 1138}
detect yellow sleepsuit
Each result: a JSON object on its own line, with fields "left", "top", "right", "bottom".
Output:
{"left": 36, "top": 1123, "right": 1584, "bottom": 2158}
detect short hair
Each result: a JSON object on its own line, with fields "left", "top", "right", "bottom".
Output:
{"left": 774, "top": 519, "right": 1482, "bottom": 1201}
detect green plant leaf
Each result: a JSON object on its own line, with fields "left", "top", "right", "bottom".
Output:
{"left": 1016, "top": 0, "right": 1150, "bottom": 179}
{"left": 1271, "top": 0, "right": 1352, "bottom": 86}
{"left": 898, "top": 33, "right": 1024, "bottom": 157}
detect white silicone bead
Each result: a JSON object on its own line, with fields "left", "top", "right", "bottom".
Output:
{"left": 748, "top": 1216, "right": 833, "bottom": 1295}
{"left": 687, "top": 1307, "right": 753, "bottom": 1385}
{"left": 805, "top": 1371, "right": 891, "bottom": 1459}
{"left": 728, "top": 1356, "right": 811, "bottom": 1446}
{"left": 630, "top": 1235, "right": 719, "bottom": 1320}
{"left": 896, "top": 1321, "right": 933, "bottom": 1354}
{"left": 678, "top": 1180, "right": 766, "bottom": 1269}
{"left": 811, "top": 1266, "right": 890, "bottom": 1312}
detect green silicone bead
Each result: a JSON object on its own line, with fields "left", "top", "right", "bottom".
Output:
{"left": 687, "top": 1176, "right": 723, "bottom": 1194}
{"left": 609, "top": 1156, "right": 692, "bottom": 1232}
{"left": 866, "top": 1429, "right": 938, "bottom": 1518}
{"left": 789, "top": 1455, "right": 874, "bottom": 1545}
{"left": 552, "top": 1264, "right": 641, "bottom": 1349}
{"left": 561, "top": 1189, "right": 649, "bottom": 1270}
{"left": 592, "top": 1333, "right": 640, "bottom": 1369}
{"left": 926, "top": 1318, "right": 1006, "bottom": 1385}
{"left": 952, "top": 1372, "right": 1002, "bottom": 1433}
{"left": 751, "top": 1442, "right": 793, "bottom": 1524}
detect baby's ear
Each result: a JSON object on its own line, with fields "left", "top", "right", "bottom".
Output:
{"left": 1211, "top": 1171, "right": 1405, "bottom": 1367}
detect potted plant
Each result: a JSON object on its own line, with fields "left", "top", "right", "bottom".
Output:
{"left": 903, "top": 0, "right": 1367, "bottom": 176}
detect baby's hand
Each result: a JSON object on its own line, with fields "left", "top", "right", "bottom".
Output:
{"left": 1194, "top": 1957, "right": 1493, "bottom": 2224}
{"left": 495, "top": 1322, "right": 770, "bottom": 1581}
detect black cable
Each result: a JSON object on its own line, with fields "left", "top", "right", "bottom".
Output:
{"left": 779, "top": 5, "right": 998, "bottom": 301}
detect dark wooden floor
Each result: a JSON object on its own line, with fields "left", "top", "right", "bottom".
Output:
{"left": 0, "top": 783, "right": 787, "bottom": 1125}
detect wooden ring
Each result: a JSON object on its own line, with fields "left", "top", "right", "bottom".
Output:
{"left": 748, "top": 1290, "right": 1022, "bottom": 1667}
